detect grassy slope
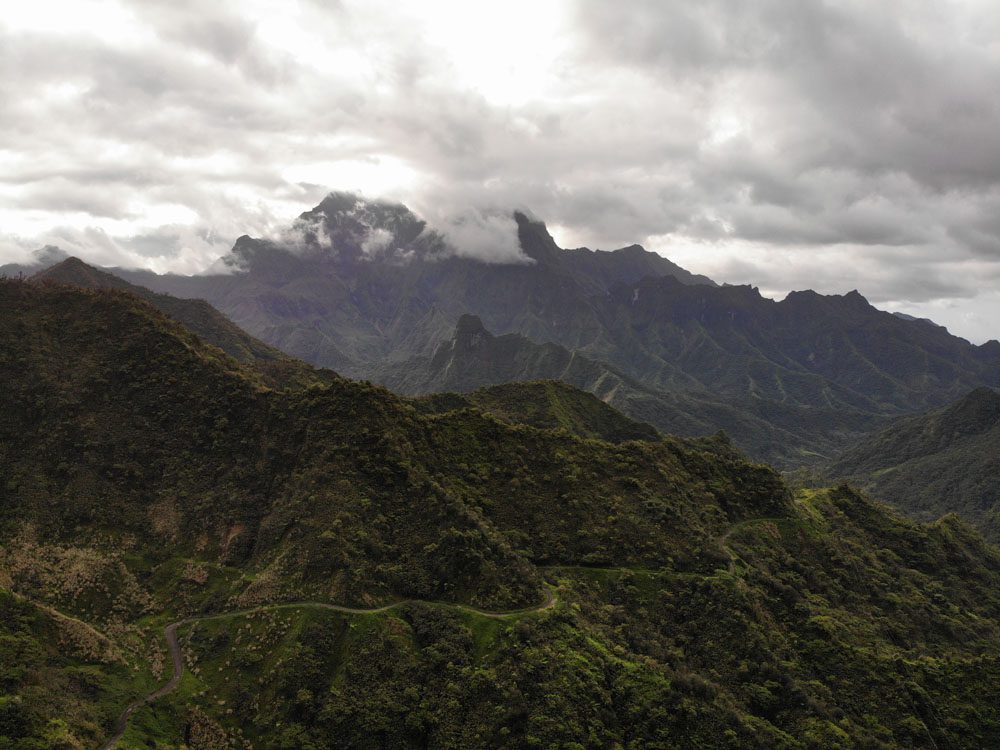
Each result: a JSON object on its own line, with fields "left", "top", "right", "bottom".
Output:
{"left": 827, "top": 388, "right": 1000, "bottom": 540}
{"left": 414, "top": 380, "right": 662, "bottom": 443}
{"left": 2, "top": 280, "right": 1000, "bottom": 748}
{"left": 0, "top": 588, "right": 159, "bottom": 750}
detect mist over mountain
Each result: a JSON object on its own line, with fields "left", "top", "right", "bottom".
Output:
{"left": 91, "top": 193, "right": 1000, "bottom": 466}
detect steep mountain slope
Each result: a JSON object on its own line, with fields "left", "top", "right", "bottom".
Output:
{"left": 0, "top": 588, "right": 148, "bottom": 750}
{"left": 596, "top": 277, "right": 1000, "bottom": 414}
{"left": 107, "top": 193, "right": 1000, "bottom": 465}
{"left": 4, "top": 279, "right": 1000, "bottom": 748}
{"left": 893, "top": 311, "right": 946, "bottom": 330}
{"left": 32, "top": 257, "right": 332, "bottom": 389}
{"left": 828, "top": 388, "right": 1000, "bottom": 540}
{"left": 382, "top": 314, "right": 882, "bottom": 465}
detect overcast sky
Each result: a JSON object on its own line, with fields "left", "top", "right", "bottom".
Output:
{"left": 2, "top": 0, "right": 1000, "bottom": 342}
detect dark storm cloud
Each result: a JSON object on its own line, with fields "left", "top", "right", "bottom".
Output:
{"left": 1, "top": 0, "right": 999, "bottom": 337}
{"left": 571, "top": 1, "right": 1000, "bottom": 222}
{"left": 575, "top": 0, "right": 1000, "bottom": 187}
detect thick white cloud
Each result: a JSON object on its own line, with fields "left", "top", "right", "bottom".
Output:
{"left": 2, "top": 0, "right": 1000, "bottom": 340}
{"left": 436, "top": 211, "right": 530, "bottom": 265}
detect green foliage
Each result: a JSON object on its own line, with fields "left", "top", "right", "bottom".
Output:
{"left": 32, "top": 257, "right": 337, "bottom": 390}
{"left": 828, "top": 388, "right": 1000, "bottom": 540}
{"left": 0, "top": 589, "right": 146, "bottom": 749}
{"left": 416, "top": 380, "right": 661, "bottom": 444}
{"left": 160, "top": 487, "right": 1000, "bottom": 748}
{"left": 3, "top": 280, "right": 1000, "bottom": 748}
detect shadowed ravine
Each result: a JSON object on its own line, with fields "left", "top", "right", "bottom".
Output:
{"left": 99, "top": 588, "right": 558, "bottom": 749}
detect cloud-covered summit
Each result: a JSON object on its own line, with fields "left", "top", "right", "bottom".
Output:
{"left": 2, "top": 0, "right": 1000, "bottom": 340}
{"left": 223, "top": 191, "right": 533, "bottom": 268}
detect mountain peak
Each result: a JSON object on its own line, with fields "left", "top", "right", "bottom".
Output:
{"left": 289, "top": 192, "right": 430, "bottom": 261}
{"left": 949, "top": 387, "right": 1000, "bottom": 426}
{"left": 312, "top": 190, "right": 366, "bottom": 215}
{"left": 452, "top": 314, "right": 490, "bottom": 349}
{"left": 513, "top": 211, "right": 561, "bottom": 261}
{"left": 41, "top": 255, "right": 89, "bottom": 272}
{"left": 303, "top": 191, "right": 422, "bottom": 231}
{"left": 33, "top": 256, "right": 132, "bottom": 291}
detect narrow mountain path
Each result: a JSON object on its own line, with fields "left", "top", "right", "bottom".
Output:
{"left": 100, "top": 587, "right": 557, "bottom": 749}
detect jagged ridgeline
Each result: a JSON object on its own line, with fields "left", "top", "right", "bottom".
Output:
{"left": 112, "top": 193, "right": 1000, "bottom": 468}
{"left": 3, "top": 279, "right": 1000, "bottom": 749}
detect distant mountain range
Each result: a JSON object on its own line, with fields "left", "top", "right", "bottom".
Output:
{"left": 7, "top": 192, "right": 1000, "bottom": 467}
{"left": 111, "top": 193, "right": 719, "bottom": 376}
{"left": 828, "top": 387, "right": 1000, "bottom": 541}
{"left": 380, "top": 313, "right": 878, "bottom": 465}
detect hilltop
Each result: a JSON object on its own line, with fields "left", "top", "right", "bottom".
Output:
{"left": 413, "top": 379, "right": 663, "bottom": 443}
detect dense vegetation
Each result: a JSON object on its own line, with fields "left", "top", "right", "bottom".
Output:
{"left": 0, "top": 588, "right": 152, "bottom": 750}
{"left": 827, "top": 387, "right": 1000, "bottom": 541}
{"left": 3, "top": 279, "right": 1000, "bottom": 748}
{"left": 166, "top": 486, "right": 1000, "bottom": 750}
{"left": 414, "top": 378, "right": 662, "bottom": 443}
{"left": 31, "top": 257, "right": 333, "bottom": 389}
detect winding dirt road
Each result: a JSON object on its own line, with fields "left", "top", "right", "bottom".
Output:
{"left": 100, "top": 587, "right": 557, "bottom": 749}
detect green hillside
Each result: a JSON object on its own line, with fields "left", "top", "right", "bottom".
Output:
{"left": 414, "top": 380, "right": 662, "bottom": 443}
{"left": 0, "top": 588, "right": 153, "bottom": 750}
{"left": 827, "top": 388, "right": 1000, "bottom": 540}
{"left": 32, "top": 257, "right": 333, "bottom": 390}
{"left": 3, "top": 279, "right": 1000, "bottom": 749}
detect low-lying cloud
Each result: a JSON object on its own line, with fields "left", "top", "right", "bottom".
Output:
{"left": 432, "top": 211, "right": 530, "bottom": 265}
